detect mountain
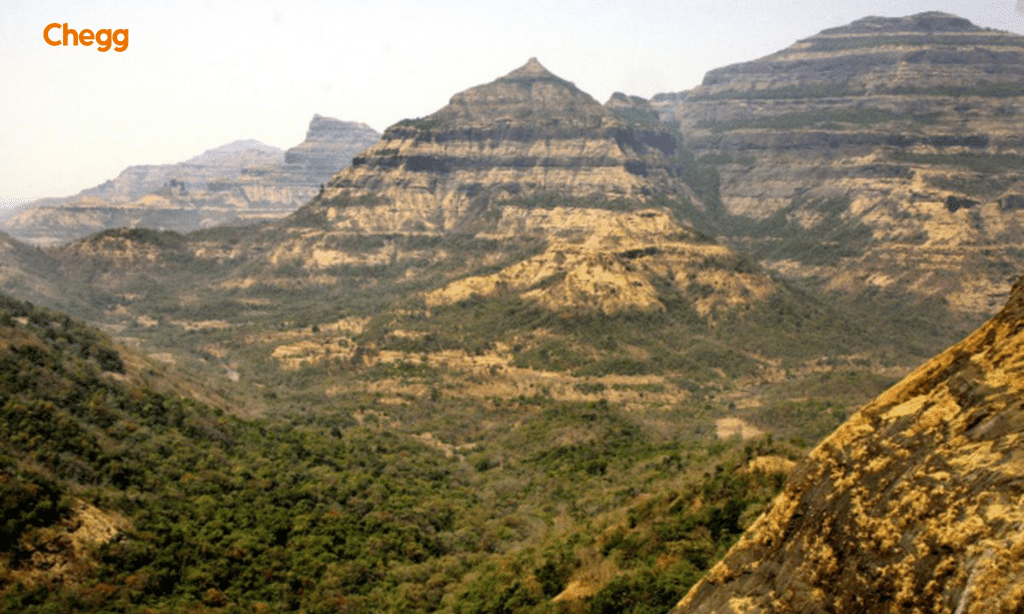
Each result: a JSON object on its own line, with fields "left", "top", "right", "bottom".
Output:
{"left": 2, "top": 118, "right": 380, "bottom": 246}
{"left": 4, "top": 58, "right": 924, "bottom": 429}
{"left": 0, "top": 36, "right": 1010, "bottom": 614}
{"left": 278, "top": 59, "right": 782, "bottom": 318}
{"left": 658, "top": 12, "right": 1024, "bottom": 319}
{"left": 1, "top": 58, "right": 954, "bottom": 406}
{"left": 673, "top": 274, "right": 1024, "bottom": 613}
{"left": 283, "top": 114, "right": 382, "bottom": 186}
{"left": 309, "top": 57, "right": 691, "bottom": 235}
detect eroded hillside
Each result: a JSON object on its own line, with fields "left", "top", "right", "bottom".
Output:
{"left": 661, "top": 12, "right": 1024, "bottom": 318}
{"left": 674, "top": 274, "right": 1024, "bottom": 613}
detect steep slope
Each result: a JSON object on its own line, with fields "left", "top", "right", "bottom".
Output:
{"left": 3, "top": 118, "right": 380, "bottom": 246}
{"left": 662, "top": 12, "right": 1024, "bottom": 318}
{"left": 270, "top": 59, "right": 782, "bottom": 320}
{"left": 673, "top": 274, "right": 1024, "bottom": 613}
{"left": 308, "top": 58, "right": 689, "bottom": 234}
{"left": 282, "top": 114, "right": 381, "bottom": 186}
{"left": 0, "top": 293, "right": 470, "bottom": 612}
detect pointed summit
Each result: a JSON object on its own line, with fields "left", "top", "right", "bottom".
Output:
{"left": 505, "top": 57, "right": 553, "bottom": 78}
{"left": 499, "top": 57, "right": 575, "bottom": 86}
{"left": 414, "top": 57, "right": 607, "bottom": 130}
{"left": 307, "top": 59, "right": 687, "bottom": 233}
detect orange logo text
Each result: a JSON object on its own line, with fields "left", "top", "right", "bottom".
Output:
{"left": 44, "top": 23, "right": 128, "bottom": 52}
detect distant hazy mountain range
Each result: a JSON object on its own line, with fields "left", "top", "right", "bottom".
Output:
{"left": 2, "top": 115, "right": 380, "bottom": 246}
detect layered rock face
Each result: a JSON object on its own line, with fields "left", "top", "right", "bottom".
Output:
{"left": 663, "top": 12, "right": 1024, "bottom": 317}
{"left": 310, "top": 58, "right": 690, "bottom": 234}
{"left": 281, "top": 59, "right": 775, "bottom": 316}
{"left": 3, "top": 118, "right": 380, "bottom": 246}
{"left": 282, "top": 115, "right": 380, "bottom": 186}
{"left": 673, "top": 274, "right": 1024, "bottom": 613}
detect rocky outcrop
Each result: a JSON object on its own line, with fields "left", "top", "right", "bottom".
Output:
{"left": 605, "top": 92, "right": 664, "bottom": 126}
{"left": 277, "top": 60, "right": 776, "bottom": 317}
{"left": 422, "top": 207, "right": 774, "bottom": 317}
{"left": 308, "top": 58, "right": 692, "bottom": 234}
{"left": 3, "top": 119, "right": 380, "bottom": 246}
{"left": 282, "top": 115, "right": 380, "bottom": 186}
{"left": 660, "top": 12, "right": 1024, "bottom": 317}
{"left": 673, "top": 274, "right": 1024, "bottom": 613}
{"left": 10, "top": 499, "right": 129, "bottom": 585}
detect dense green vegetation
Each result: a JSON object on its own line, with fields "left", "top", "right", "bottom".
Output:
{"left": 0, "top": 294, "right": 801, "bottom": 613}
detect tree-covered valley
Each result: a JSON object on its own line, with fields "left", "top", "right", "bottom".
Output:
{"left": 4, "top": 11, "right": 1024, "bottom": 614}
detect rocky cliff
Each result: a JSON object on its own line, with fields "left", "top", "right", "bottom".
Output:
{"left": 308, "top": 58, "right": 691, "bottom": 235}
{"left": 673, "top": 273, "right": 1024, "bottom": 613}
{"left": 270, "top": 59, "right": 778, "bottom": 317}
{"left": 282, "top": 115, "right": 380, "bottom": 186}
{"left": 3, "top": 118, "right": 380, "bottom": 246}
{"left": 661, "top": 12, "right": 1024, "bottom": 318}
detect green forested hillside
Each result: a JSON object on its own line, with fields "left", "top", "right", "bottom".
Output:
{"left": 0, "top": 294, "right": 798, "bottom": 613}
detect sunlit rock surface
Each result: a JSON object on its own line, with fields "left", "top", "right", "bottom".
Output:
{"left": 674, "top": 274, "right": 1024, "bottom": 613}
{"left": 660, "top": 12, "right": 1024, "bottom": 317}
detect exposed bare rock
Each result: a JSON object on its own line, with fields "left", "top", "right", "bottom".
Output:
{"left": 660, "top": 12, "right": 1024, "bottom": 318}
{"left": 605, "top": 92, "right": 664, "bottom": 125}
{"left": 308, "top": 58, "right": 691, "bottom": 234}
{"left": 12, "top": 499, "right": 129, "bottom": 586}
{"left": 271, "top": 59, "right": 776, "bottom": 318}
{"left": 673, "top": 274, "right": 1024, "bottom": 613}
{"left": 423, "top": 207, "right": 774, "bottom": 317}
{"left": 3, "top": 118, "right": 380, "bottom": 246}
{"left": 282, "top": 115, "right": 380, "bottom": 185}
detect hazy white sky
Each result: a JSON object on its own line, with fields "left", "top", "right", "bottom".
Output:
{"left": 2, "top": 0, "right": 1022, "bottom": 201}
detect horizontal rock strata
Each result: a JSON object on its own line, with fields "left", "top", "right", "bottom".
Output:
{"left": 660, "top": 12, "right": 1024, "bottom": 317}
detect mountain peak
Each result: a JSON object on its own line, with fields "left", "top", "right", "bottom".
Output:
{"left": 394, "top": 58, "right": 604, "bottom": 131}
{"left": 501, "top": 57, "right": 565, "bottom": 82}
{"left": 310, "top": 59, "right": 686, "bottom": 230}
{"left": 301, "top": 115, "right": 379, "bottom": 142}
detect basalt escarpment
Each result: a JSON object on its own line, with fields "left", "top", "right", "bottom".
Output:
{"left": 673, "top": 274, "right": 1024, "bottom": 613}
{"left": 3, "top": 118, "right": 380, "bottom": 246}
{"left": 281, "top": 115, "right": 381, "bottom": 187}
{"left": 660, "top": 12, "right": 1024, "bottom": 318}
{"left": 279, "top": 59, "right": 778, "bottom": 317}
{"left": 309, "top": 58, "right": 692, "bottom": 235}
